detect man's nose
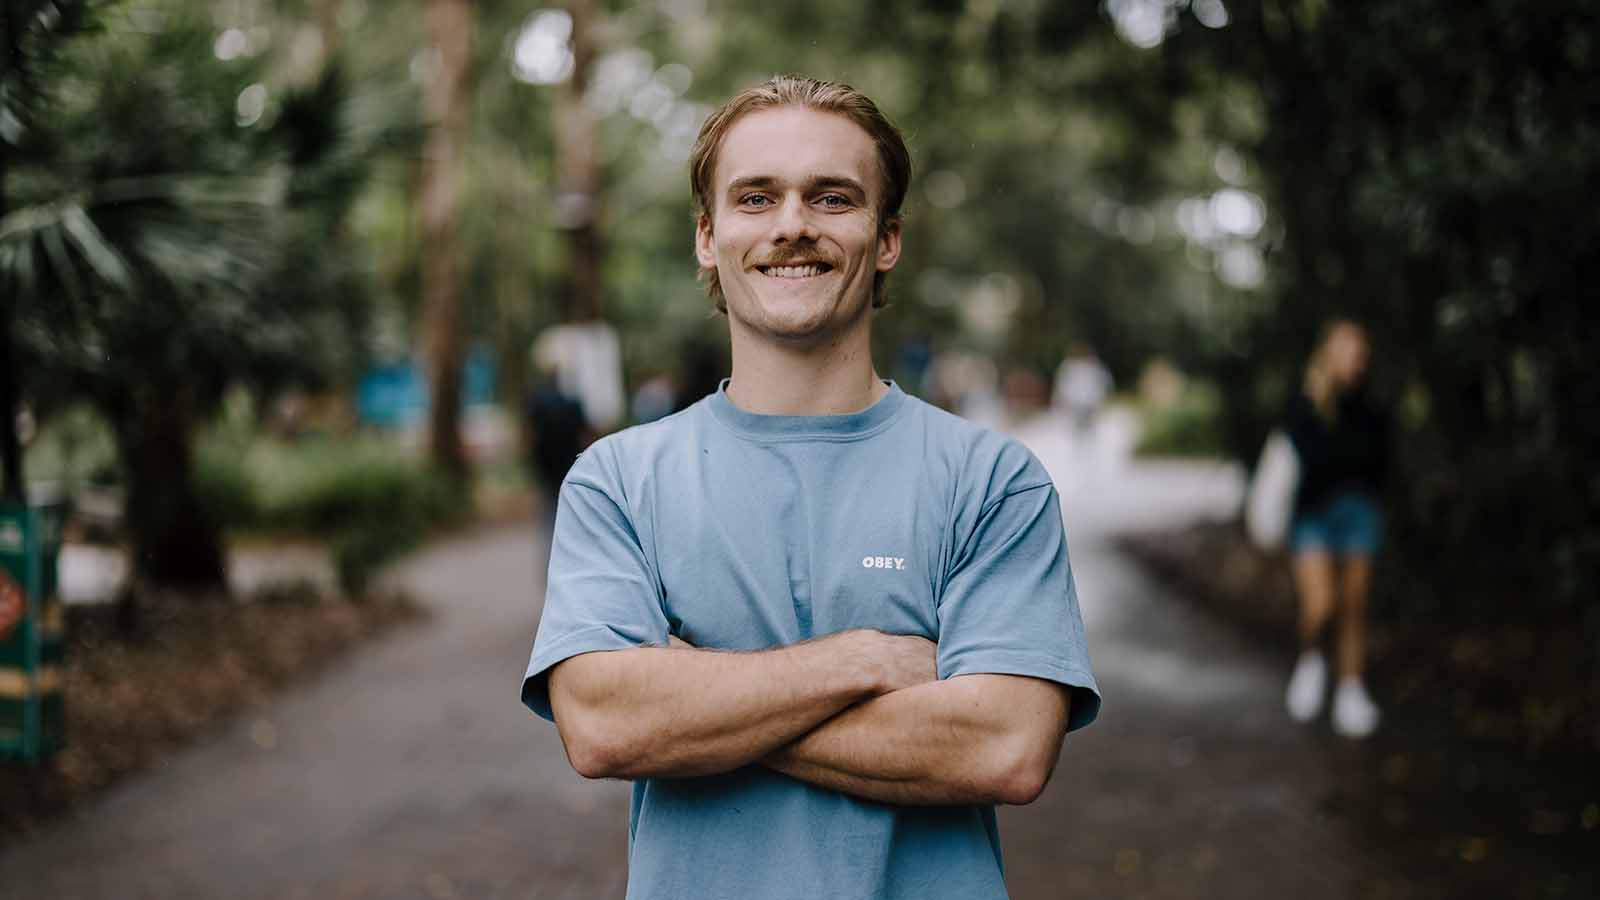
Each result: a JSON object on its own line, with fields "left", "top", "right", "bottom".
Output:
{"left": 771, "top": 196, "right": 819, "bottom": 243}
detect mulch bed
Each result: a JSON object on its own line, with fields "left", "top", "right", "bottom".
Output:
{"left": 0, "top": 583, "right": 423, "bottom": 840}
{"left": 1120, "top": 522, "right": 1598, "bottom": 900}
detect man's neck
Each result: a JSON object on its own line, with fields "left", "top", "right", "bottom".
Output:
{"left": 725, "top": 324, "right": 886, "bottom": 416}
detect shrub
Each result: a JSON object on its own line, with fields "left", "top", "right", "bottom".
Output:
{"left": 194, "top": 443, "right": 261, "bottom": 530}
{"left": 196, "top": 435, "right": 468, "bottom": 594}
{"left": 22, "top": 404, "right": 120, "bottom": 493}
{"left": 1135, "top": 381, "right": 1226, "bottom": 458}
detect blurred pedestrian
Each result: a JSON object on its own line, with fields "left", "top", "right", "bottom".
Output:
{"left": 1282, "top": 320, "right": 1391, "bottom": 738}
{"left": 520, "top": 75, "right": 1099, "bottom": 900}
{"left": 524, "top": 360, "right": 588, "bottom": 522}
{"left": 672, "top": 337, "right": 728, "bottom": 413}
{"left": 1002, "top": 365, "right": 1050, "bottom": 427}
{"left": 630, "top": 371, "right": 676, "bottom": 424}
{"left": 1054, "top": 343, "right": 1112, "bottom": 437}
{"left": 530, "top": 318, "right": 626, "bottom": 435}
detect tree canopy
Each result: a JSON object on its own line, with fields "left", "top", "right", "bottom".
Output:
{"left": 1, "top": 0, "right": 1593, "bottom": 633}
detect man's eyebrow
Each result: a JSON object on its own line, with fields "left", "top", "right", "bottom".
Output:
{"left": 807, "top": 175, "right": 867, "bottom": 196}
{"left": 723, "top": 174, "right": 869, "bottom": 197}
{"left": 725, "top": 175, "right": 779, "bottom": 195}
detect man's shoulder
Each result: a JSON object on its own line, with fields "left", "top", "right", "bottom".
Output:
{"left": 899, "top": 394, "right": 1052, "bottom": 499}
{"left": 568, "top": 401, "right": 706, "bottom": 485}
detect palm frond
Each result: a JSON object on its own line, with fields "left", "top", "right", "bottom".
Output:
{"left": 59, "top": 204, "right": 131, "bottom": 290}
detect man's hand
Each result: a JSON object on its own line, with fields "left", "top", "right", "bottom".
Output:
{"left": 667, "top": 631, "right": 936, "bottom": 694}
{"left": 765, "top": 674, "right": 1073, "bottom": 807}
{"left": 856, "top": 632, "right": 937, "bottom": 693}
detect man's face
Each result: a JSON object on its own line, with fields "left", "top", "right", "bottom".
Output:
{"left": 695, "top": 106, "right": 901, "bottom": 345}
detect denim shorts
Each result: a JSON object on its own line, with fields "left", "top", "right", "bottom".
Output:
{"left": 1290, "top": 491, "right": 1383, "bottom": 556}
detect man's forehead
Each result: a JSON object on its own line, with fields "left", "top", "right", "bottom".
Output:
{"left": 713, "top": 107, "right": 880, "bottom": 194}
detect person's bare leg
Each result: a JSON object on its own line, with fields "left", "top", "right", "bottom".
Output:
{"left": 1332, "top": 554, "right": 1380, "bottom": 736}
{"left": 1292, "top": 551, "right": 1337, "bottom": 649}
{"left": 1286, "top": 550, "right": 1337, "bottom": 721}
{"left": 1336, "top": 555, "right": 1373, "bottom": 679}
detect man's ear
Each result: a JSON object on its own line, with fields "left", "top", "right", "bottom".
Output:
{"left": 876, "top": 217, "right": 903, "bottom": 273}
{"left": 695, "top": 214, "right": 717, "bottom": 270}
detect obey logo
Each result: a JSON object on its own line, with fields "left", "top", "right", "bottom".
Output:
{"left": 861, "top": 555, "right": 906, "bottom": 570}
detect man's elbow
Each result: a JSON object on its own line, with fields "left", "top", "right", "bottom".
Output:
{"left": 551, "top": 696, "right": 634, "bottom": 779}
{"left": 564, "top": 732, "right": 621, "bottom": 780}
{"left": 992, "top": 756, "right": 1051, "bottom": 806}
{"left": 988, "top": 733, "right": 1062, "bottom": 806}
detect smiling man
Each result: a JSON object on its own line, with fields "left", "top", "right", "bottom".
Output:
{"left": 521, "top": 75, "right": 1100, "bottom": 900}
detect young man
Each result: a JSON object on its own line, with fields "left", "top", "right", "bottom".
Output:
{"left": 521, "top": 75, "right": 1100, "bottom": 900}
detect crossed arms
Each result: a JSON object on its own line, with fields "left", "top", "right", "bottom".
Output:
{"left": 546, "top": 629, "right": 1072, "bottom": 806}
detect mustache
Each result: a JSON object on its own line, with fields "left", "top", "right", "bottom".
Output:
{"left": 758, "top": 247, "right": 835, "bottom": 267}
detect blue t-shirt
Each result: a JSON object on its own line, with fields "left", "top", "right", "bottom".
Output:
{"left": 522, "top": 381, "right": 1100, "bottom": 900}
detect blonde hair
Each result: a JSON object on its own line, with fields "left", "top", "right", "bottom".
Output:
{"left": 688, "top": 75, "right": 912, "bottom": 312}
{"left": 1303, "top": 319, "right": 1366, "bottom": 423}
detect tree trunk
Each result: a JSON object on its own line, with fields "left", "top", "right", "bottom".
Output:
{"left": 0, "top": 313, "right": 22, "bottom": 505}
{"left": 493, "top": 192, "right": 535, "bottom": 461}
{"left": 418, "top": 0, "right": 475, "bottom": 479}
{"left": 114, "top": 386, "right": 227, "bottom": 593}
{"left": 0, "top": 150, "right": 24, "bottom": 505}
{"left": 557, "top": 0, "right": 604, "bottom": 321}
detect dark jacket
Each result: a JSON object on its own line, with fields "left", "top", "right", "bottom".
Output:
{"left": 1284, "top": 388, "right": 1391, "bottom": 518}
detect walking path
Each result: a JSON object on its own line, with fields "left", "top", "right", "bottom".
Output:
{"left": 1, "top": 412, "right": 1422, "bottom": 899}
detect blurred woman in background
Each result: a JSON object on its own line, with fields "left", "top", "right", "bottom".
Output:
{"left": 1283, "top": 320, "right": 1391, "bottom": 738}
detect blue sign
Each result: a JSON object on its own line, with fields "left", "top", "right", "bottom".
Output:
{"left": 357, "top": 348, "right": 496, "bottom": 428}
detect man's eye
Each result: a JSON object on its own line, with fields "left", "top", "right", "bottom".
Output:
{"left": 739, "top": 194, "right": 772, "bottom": 208}
{"left": 818, "top": 194, "right": 851, "bottom": 209}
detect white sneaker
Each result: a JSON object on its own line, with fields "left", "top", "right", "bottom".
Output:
{"left": 1285, "top": 651, "right": 1327, "bottom": 722}
{"left": 1332, "top": 678, "right": 1381, "bottom": 738}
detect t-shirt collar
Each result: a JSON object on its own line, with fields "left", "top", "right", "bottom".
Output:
{"left": 707, "top": 378, "right": 906, "bottom": 441}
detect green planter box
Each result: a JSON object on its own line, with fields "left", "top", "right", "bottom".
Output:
{"left": 0, "top": 500, "right": 65, "bottom": 764}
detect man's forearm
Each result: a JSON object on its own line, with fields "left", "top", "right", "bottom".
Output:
{"left": 548, "top": 630, "right": 929, "bottom": 780}
{"left": 764, "top": 674, "right": 1071, "bottom": 807}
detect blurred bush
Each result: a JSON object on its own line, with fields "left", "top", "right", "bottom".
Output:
{"left": 22, "top": 404, "right": 120, "bottom": 492}
{"left": 1134, "top": 382, "right": 1226, "bottom": 459}
{"left": 197, "top": 435, "right": 467, "bottom": 595}
{"left": 193, "top": 443, "right": 260, "bottom": 532}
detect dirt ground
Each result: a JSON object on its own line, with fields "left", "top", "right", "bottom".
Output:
{"left": 1121, "top": 523, "right": 1597, "bottom": 900}
{"left": 0, "top": 584, "right": 423, "bottom": 841}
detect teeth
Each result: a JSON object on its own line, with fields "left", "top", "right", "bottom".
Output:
{"left": 766, "top": 264, "right": 823, "bottom": 279}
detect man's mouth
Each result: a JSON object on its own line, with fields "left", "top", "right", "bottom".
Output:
{"left": 756, "top": 262, "right": 834, "bottom": 279}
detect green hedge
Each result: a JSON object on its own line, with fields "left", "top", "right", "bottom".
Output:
{"left": 197, "top": 437, "right": 467, "bottom": 594}
{"left": 1134, "top": 382, "right": 1227, "bottom": 459}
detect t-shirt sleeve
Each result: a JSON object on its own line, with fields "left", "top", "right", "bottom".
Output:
{"left": 937, "top": 478, "right": 1101, "bottom": 733}
{"left": 521, "top": 445, "right": 669, "bottom": 721}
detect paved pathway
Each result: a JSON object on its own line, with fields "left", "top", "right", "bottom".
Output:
{"left": 1, "top": 412, "right": 1425, "bottom": 899}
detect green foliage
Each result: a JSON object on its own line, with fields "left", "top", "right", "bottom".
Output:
{"left": 21, "top": 403, "right": 118, "bottom": 490}
{"left": 274, "top": 447, "right": 466, "bottom": 595}
{"left": 193, "top": 440, "right": 259, "bottom": 531}
{"left": 0, "top": 1, "right": 104, "bottom": 163}
{"left": 1, "top": 2, "right": 414, "bottom": 587}
{"left": 4, "top": 3, "right": 408, "bottom": 406}
{"left": 6, "top": 1, "right": 1592, "bottom": 618}
{"left": 195, "top": 434, "right": 467, "bottom": 595}
{"left": 1135, "top": 383, "right": 1225, "bottom": 459}
{"left": 1162, "top": 1, "right": 1600, "bottom": 622}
